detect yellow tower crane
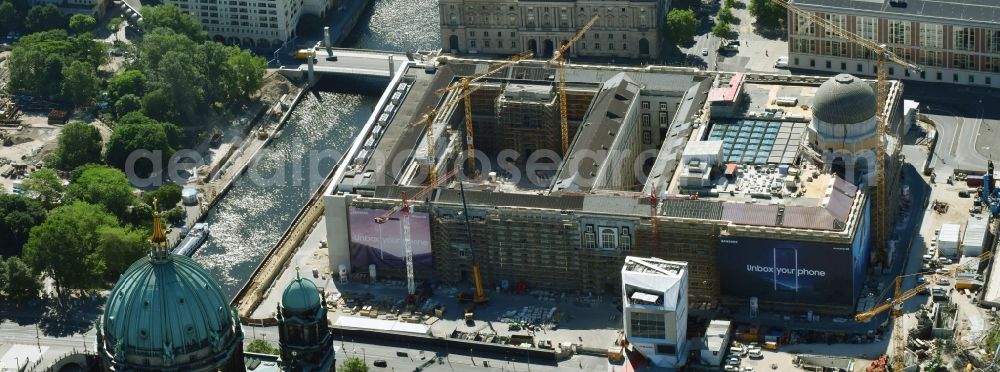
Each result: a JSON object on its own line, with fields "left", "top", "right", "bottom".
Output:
{"left": 855, "top": 251, "right": 991, "bottom": 372}
{"left": 434, "top": 51, "right": 533, "bottom": 172}
{"left": 768, "top": 0, "right": 920, "bottom": 271}
{"left": 550, "top": 15, "right": 599, "bottom": 155}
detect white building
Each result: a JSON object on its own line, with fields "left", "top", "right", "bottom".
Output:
{"left": 621, "top": 256, "right": 688, "bottom": 368}
{"left": 701, "top": 320, "right": 732, "bottom": 367}
{"left": 963, "top": 216, "right": 988, "bottom": 257}
{"left": 938, "top": 223, "right": 961, "bottom": 258}
{"left": 161, "top": 0, "right": 336, "bottom": 47}
{"left": 438, "top": 0, "right": 669, "bottom": 59}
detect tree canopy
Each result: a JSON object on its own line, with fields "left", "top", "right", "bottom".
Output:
{"left": 23, "top": 201, "right": 119, "bottom": 295}
{"left": 340, "top": 357, "right": 368, "bottom": 372}
{"left": 24, "top": 4, "right": 65, "bottom": 34}
{"left": 140, "top": 4, "right": 206, "bottom": 42}
{"left": 664, "top": 9, "right": 698, "bottom": 46}
{"left": 64, "top": 165, "right": 136, "bottom": 220}
{"left": 94, "top": 226, "right": 147, "bottom": 281}
{"left": 143, "top": 183, "right": 183, "bottom": 208}
{"left": 7, "top": 30, "right": 108, "bottom": 98}
{"left": 105, "top": 114, "right": 176, "bottom": 179}
{"left": 61, "top": 60, "right": 100, "bottom": 106}
{"left": 69, "top": 14, "right": 97, "bottom": 34}
{"left": 107, "top": 70, "right": 147, "bottom": 102}
{"left": 0, "top": 2, "right": 20, "bottom": 36}
{"left": 0, "top": 194, "right": 47, "bottom": 256}
{"left": 51, "top": 121, "right": 103, "bottom": 170}
{"left": 718, "top": 6, "right": 736, "bottom": 24}
{"left": 246, "top": 339, "right": 279, "bottom": 355}
{"left": 0, "top": 256, "right": 41, "bottom": 305}
{"left": 712, "top": 21, "right": 733, "bottom": 39}
{"left": 749, "top": 0, "right": 785, "bottom": 28}
{"left": 21, "top": 168, "right": 64, "bottom": 209}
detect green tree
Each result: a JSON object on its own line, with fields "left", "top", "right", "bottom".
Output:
{"left": 61, "top": 60, "right": 100, "bottom": 106}
{"left": 0, "top": 256, "right": 41, "bottom": 305}
{"left": 23, "top": 201, "right": 118, "bottom": 296}
{"left": 246, "top": 339, "right": 279, "bottom": 355}
{"left": 725, "top": 0, "right": 738, "bottom": 8}
{"left": 21, "top": 168, "right": 64, "bottom": 209}
{"left": 24, "top": 4, "right": 65, "bottom": 33}
{"left": 196, "top": 41, "right": 238, "bottom": 104}
{"left": 64, "top": 165, "right": 135, "bottom": 220}
{"left": 225, "top": 50, "right": 267, "bottom": 102}
{"left": 664, "top": 9, "right": 698, "bottom": 45}
{"left": 155, "top": 50, "right": 205, "bottom": 122}
{"left": 143, "top": 183, "right": 183, "bottom": 208}
{"left": 69, "top": 14, "right": 96, "bottom": 34}
{"left": 141, "top": 88, "right": 174, "bottom": 120}
{"left": 0, "top": 194, "right": 47, "bottom": 256}
{"left": 712, "top": 21, "right": 733, "bottom": 39}
{"left": 7, "top": 30, "right": 108, "bottom": 97}
{"left": 115, "top": 94, "right": 143, "bottom": 117}
{"left": 340, "top": 357, "right": 368, "bottom": 372}
{"left": 94, "top": 226, "right": 146, "bottom": 281}
{"left": 107, "top": 70, "right": 147, "bottom": 101}
{"left": 105, "top": 121, "right": 175, "bottom": 179}
{"left": 139, "top": 4, "right": 206, "bottom": 41}
{"left": 718, "top": 6, "right": 736, "bottom": 24}
{"left": 108, "top": 17, "right": 124, "bottom": 41}
{"left": 0, "top": 2, "right": 20, "bottom": 36}
{"left": 749, "top": 0, "right": 785, "bottom": 28}
{"left": 51, "top": 121, "right": 103, "bottom": 170}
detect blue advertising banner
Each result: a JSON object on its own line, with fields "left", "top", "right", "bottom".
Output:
{"left": 719, "top": 236, "right": 856, "bottom": 306}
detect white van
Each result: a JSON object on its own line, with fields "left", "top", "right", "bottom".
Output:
{"left": 774, "top": 56, "right": 789, "bottom": 68}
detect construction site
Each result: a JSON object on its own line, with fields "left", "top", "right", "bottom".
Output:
{"left": 320, "top": 44, "right": 911, "bottom": 318}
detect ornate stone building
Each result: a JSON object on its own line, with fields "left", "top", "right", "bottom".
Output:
{"left": 276, "top": 273, "right": 335, "bottom": 371}
{"left": 438, "top": 0, "right": 670, "bottom": 59}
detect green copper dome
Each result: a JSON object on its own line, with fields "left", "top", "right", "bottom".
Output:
{"left": 98, "top": 254, "right": 244, "bottom": 370}
{"left": 281, "top": 275, "right": 321, "bottom": 313}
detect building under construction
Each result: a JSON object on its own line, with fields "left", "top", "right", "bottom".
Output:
{"left": 324, "top": 57, "right": 906, "bottom": 316}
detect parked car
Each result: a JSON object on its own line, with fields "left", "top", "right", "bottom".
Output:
{"left": 749, "top": 348, "right": 763, "bottom": 359}
{"left": 774, "top": 56, "right": 789, "bottom": 68}
{"left": 701, "top": 48, "right": 709, "bottom": 56}
{"left": 373, "top": 360, "right": 387, "bottom": 367}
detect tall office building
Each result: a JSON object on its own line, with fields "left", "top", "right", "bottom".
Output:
{"left": 788, "top": 0, "right": 1000, "bottom": 87}
{"left": 438, "top": 0, "right": 670, "bottom": 59}
{"left": 163, "top": 0, "right": 336, "bottom": 48}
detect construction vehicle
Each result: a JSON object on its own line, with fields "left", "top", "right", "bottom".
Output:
{"left": 374, "top": 168, "right": 460, "bottom": 298}
{"left": 983, "top": 160, "right": 1000, "bottom": 217}
{"left": 549, "top": 15, "right": 599, "bottom": 154}
{"left": 768, "top": 0, "right": 921, "bottom": 272}
{"left": 293, "top": 49, "right": 315, "bottom": 60}
{"left": 454, "top": 181, "right": 489, "bottom": 306}
{"left": 932, "top": 200, "right": 950, "bottom": 214}
{"left": 435, "top": 51, "right": 532, "bottom": 173}
{"left": 856, "top": 251, "right": 992, "bottom": 371}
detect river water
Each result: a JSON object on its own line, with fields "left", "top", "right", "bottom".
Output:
{"left": 194, "top": 0, "right": 441, "bottom": 297}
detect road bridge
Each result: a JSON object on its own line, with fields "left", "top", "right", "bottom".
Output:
{"left": 279, "top": 48, "right": 418, "bottom": 79}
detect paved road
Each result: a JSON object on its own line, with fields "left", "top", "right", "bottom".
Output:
{"left": 244, "top": 326, "right": 611, "bottom": 371}
{"left": 276, "top": 48, "right": 410, "bottom": 78}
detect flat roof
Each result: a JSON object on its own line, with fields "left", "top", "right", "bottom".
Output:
{"left": 791, "top": 0, "right": 1000, "bottom": 26}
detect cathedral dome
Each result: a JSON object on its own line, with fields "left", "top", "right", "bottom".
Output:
{"left": 812, "top": 74, "right": 877, "bottom": 125}
{"left": 97, "top": 204, "right": 244, "bottom": 370}
{"left": 281, "top": 274, "right": 321, "bottom": 313}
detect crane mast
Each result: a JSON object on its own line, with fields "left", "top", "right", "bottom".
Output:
{"left": 434, "top": 51, "right": 532, "bottom": 172}
{"left": 551, "top": 15, "right": 599, "bottom": 154}
{"left": 767, "top": 2, "right": 921, "bottom": 370}
{"left": 374, "top": 168, "right": 460, "bottom": 296}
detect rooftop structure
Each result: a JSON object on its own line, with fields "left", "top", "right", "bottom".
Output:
{"left": 97, "top": 207, "right": 246, "bottom": 371}
{"left": 621, "top": 257, "right": 688, "bottom": 368}
{"left": 324, "top": 58, "right": 904, "bottom": 315}
{"left": 788, "top": 0, "right": 1000, "bottom": 87}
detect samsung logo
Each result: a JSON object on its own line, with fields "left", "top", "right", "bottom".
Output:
{"left": 720, "top": 239, "right": 738, "bottom": 244}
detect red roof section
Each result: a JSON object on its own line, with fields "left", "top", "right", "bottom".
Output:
{"left": 707, "top": 73, "right": 745, "bottom": 103}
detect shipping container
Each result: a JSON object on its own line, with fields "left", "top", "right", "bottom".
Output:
{"left": 963, "top": 216, "right": 989, "bottom": 256}
{"left": 967, "top": 175, "right": 984, "bottom": 187}
{"left": 938, "top": 224, "right": 961, "bottom": 258}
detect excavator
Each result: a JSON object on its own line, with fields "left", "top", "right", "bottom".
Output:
{"left": 454, "top": 181, "right": 488, "bottom": 322}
